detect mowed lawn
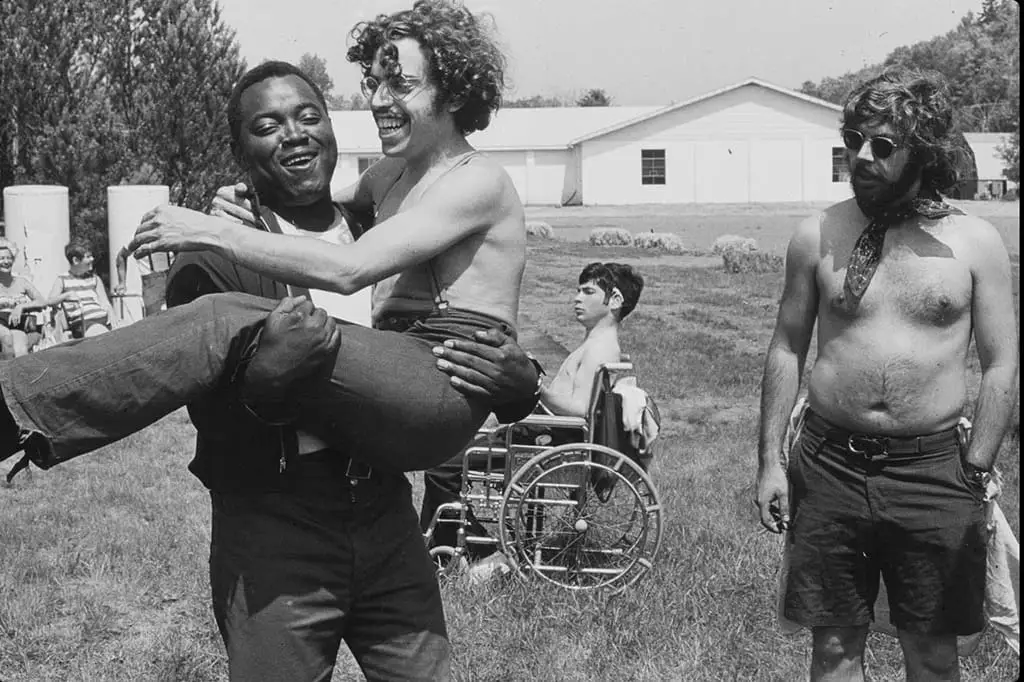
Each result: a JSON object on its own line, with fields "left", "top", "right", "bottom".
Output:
{"left": 0, "top": 204, "right": 1019, "bottom": 681}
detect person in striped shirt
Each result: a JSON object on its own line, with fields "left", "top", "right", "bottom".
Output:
{"left": 49, "top": 239, "right": 114, "bottom": 338}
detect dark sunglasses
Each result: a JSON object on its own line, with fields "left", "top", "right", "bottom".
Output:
{"left": 842, "top": 129, "right": 899, "bottom": 160}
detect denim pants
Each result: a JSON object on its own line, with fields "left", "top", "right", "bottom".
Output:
{"left": 0, "top": 292, "right": 494, "bottom": 473}
{"left": 211, "top": 452, "right": 449, "bottom": 681}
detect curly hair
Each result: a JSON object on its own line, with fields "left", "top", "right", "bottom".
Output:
{"left": 842, "top": 67, "right": 973, "bottom": 195}
{"left": 346, "top": 0, "right": 506, "bottom": 135}
{"left": 0, "top": 238, "right": 19, "bottom": 260}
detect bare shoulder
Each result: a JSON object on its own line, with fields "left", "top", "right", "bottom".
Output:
{"left": 943, "top": 212, "right": 1011, "bottom": 269}
{"left": 429, "top": 156, "right": 524, "bottom": 220}
{"left": 582, "top": 332, "right": 622, "bottom": 366}
{"left": 363, "top": 157, "right": 406, "bottom": 202}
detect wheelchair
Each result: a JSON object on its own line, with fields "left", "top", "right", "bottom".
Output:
{"left": 423, "top": 361, "right": 664, "bottom": 592}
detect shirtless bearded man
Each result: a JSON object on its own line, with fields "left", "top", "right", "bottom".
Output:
{"left": 755, "top": 68, "right": 1018, "bottom": 682}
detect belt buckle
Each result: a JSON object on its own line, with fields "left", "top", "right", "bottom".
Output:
{"left": 345, "top": 459, "right": 373, "bottom": 481}
{"left": 847, "top": 434, "right": 888, "bottom": 461}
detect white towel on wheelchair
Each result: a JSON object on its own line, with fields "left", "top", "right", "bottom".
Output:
{"left": 612, "top": 377, "right": 660, "bottom": 452}
{"left": 776, "top": 397, "right": 1020, "bottom": 656}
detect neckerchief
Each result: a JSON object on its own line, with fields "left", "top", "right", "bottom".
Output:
{"left": 843, "top": 193, "right": 963, "bottom": 303}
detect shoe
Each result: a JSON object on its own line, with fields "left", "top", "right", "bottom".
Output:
{"left": 466, "top": 551, "right": 513, "bottom": 585}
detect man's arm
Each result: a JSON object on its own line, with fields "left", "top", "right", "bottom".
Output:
{"left": 114, "top": 246, "right": 129, "bottom": 296}
{"left": 131, "top": 163, "right": 513, "bottom": 295}
{"left": 756, "top": 215, "right": 820, "bottom": 533}
{"left": 963, "top": 218, "right": 1019, "bottom": 471}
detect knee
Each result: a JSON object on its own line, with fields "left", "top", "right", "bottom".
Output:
{"left": 812, "top": 627, "right": 866, "bottom": 669}
{"left": 899, "top": 632, "right": 958, "bottom": 678}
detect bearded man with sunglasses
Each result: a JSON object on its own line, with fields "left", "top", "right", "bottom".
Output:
{"left": 755, "top": 68, "right": 1018, "bottom": 681}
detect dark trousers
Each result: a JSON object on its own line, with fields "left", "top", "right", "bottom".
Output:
{"left": 211, "top": 453, "right": 449, "bottom": 681}
{"left": 0, "top": 291, "right": 492, "bottom": 473}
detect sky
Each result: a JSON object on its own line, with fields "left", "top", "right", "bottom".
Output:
{"left": 217, "top": 0, "right": 987, "bottom": 106}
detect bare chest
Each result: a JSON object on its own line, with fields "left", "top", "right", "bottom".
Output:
{"left": 820, "top": 242, "right": 972, "bottom": 326}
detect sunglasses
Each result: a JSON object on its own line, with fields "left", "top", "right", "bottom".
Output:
{"left": 360, "top": 75, "right": 424, "bottom": 102}
{"left": 842, "top": 129, "right": 900, "bottom": 160}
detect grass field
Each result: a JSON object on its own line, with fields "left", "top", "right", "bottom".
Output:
{"left": 0, "top": 204, "right": 1019, "bottom": 681}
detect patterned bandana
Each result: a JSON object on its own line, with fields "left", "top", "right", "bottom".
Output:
{"left": 843, "top": 193, "right": 963, "bottom": 303}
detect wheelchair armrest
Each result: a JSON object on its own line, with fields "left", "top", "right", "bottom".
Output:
{"left": 514, "top": 414, "right": 588, "bottom": 430}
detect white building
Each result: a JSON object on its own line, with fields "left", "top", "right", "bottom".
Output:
{"left": 963, "top": 132, "right": 1016, "bottom": 199}
{"left": 330, "top": 77, "right": 1015, "bottom": 205}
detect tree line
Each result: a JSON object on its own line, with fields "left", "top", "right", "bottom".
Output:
{"left": 0, "top": 0, "right": 247, "bottom": 272}
{"left": 799, "top": 0, "right": 1019, "bottom": 182}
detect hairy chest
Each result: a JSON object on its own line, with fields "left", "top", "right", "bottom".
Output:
{"left": 820, "top": 240, "right": 972, "bottom": 326}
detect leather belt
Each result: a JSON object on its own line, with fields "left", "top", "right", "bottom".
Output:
{"left": 803, "top": 410, "right": 960, "bottom": 461}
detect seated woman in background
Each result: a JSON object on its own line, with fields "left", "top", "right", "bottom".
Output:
{"left": 0, "top": 238, "right": 59, "bottom": 357}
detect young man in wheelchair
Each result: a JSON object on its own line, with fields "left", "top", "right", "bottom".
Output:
{"left": 420, "top": 263, "right": 644, "bottom": 565}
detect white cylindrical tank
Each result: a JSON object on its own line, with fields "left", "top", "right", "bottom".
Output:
{"left": 107, "top": 185, "right": 170, "bottom": 323}
{"left": 1, "top": 185, "right": 71, "bottom": 296}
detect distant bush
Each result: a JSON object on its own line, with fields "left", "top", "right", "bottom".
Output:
{"left": 722, "top": 250, "right": 784, "bottom": 274}
{"left": 712, "top": 235, "right": 758, "bottom": 255}
{"left": 588, "top": 228, "right": 633, "bottom": 247}
{"left": 525, "top": 220, "right": 555, "bottom": 239}
{"left": 633, "top": 232, "right": 685, "bottom": 253}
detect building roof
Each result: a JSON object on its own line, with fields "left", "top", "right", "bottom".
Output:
{"left": 569, "top": 77, "right": 843, "bottom": 146}
{"left": 328, "top": 106, "right": 659, "bottom": 153}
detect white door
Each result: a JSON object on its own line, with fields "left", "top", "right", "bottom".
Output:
{"left": 694, "top": 141, "right": 749, "bottom": 203}
{"left": 750, "top": 140, "right": 803, "bottom": 202}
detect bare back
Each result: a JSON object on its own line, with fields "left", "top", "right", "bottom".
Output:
{"left": 807, "top": 198, "right": 990, "bottom": 434}
{"left": 368, "top": 153, "right": 525, "bottom": 328}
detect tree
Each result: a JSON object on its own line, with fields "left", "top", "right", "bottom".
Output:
{"left": 576, "top": 88, "right": 612, "bottom": 107}
{"left": 504, "top": 94, "right": 569, "bottom": 108}
{"left": 0, "top": 0, "right": 246, "bottom": 274}
{"left": 298, "top": 52, "right": 335, "bottom": 100}
{"left": 329, "top": 93, "right": 370, "bottom": 110}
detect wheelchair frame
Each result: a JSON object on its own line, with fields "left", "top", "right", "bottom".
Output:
{"left": 423, "top": 362, "right": 663, "bottom": 592}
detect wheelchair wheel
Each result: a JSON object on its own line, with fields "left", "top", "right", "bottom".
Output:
{"left": 498, "top": 443, "right": 662, "bottom": 592}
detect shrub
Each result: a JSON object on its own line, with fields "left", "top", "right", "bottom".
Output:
{"left": 588, "top": 228, "right": 633, "bottom": 247}
{"left": 722, "top": 250, "right": 784, "bottom": 274}
{"left": 712, "top": 235, "right": 758, "bottom": 255}
{"left": 525, "top": 220, "right": 555, "bottom": 240}
{"left": 633, "top": 232, "right": 685, "bottom": 253}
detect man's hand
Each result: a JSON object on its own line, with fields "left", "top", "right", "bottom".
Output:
{"left": 431, "top": 328, "right": 539, "bottom": 404}
{"left": 8, "top": 305, "right": 24, "bottom": 327}
{"left": 210, "top": 183, "right": 258, "bottom": 225}
{"left": 241, "top": 297, "right": 341, "bottom": 406}
{"left": 755, "top": 463, "right": 790, "bottom": 534}
{"left": 130, "top": 205, "right": 225, "bottom": 258}
{"left": 112, "top": 284, "right": 127, "bottom": 297}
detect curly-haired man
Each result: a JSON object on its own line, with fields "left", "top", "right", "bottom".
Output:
{"left": 755, "top": 68, "right": 1018, "bottom": 681}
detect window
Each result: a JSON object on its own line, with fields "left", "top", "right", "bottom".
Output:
{"left": 641, "top": 149, "right": 666, "bottom": 185}
{"left": 358, "top": 155, "right": 382, "bottom": 175}
{"left": 831, "top": 147, "right": 850, "bottom": 183}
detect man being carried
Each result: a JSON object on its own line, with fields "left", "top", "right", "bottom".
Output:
{"left": 755, "top": 68, "right": 1018, "bottom": 682}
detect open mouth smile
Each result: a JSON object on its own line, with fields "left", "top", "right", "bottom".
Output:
{"left": 280, "top": 151, "right": 318, "bottom": 170}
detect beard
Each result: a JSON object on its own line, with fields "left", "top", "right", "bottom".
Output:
{"left": 851, "top": 159, "right": 923, "bottom": 218}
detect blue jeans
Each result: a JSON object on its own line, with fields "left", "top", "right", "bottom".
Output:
{"left": 0, "top": 292, "right": 495, "bottom": 473}
{"left": 211, "top": 451, "right": 449, "bottom": 681}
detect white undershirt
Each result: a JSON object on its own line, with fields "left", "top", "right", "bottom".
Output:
{"left": 273, "top": 210, "right": 372, "bottom": 454}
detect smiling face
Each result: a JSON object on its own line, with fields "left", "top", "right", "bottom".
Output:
{"left": 368, "top": 38, "right": 460, "bottom": 160}
{"left": 0, "top": 248, "right": 14, "bottom": 274}
{"left": 234, "top": 75, "right": 338, "bottom": 208}
{"left": 846, "top": 120, "right": 921, "bottom": 213}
